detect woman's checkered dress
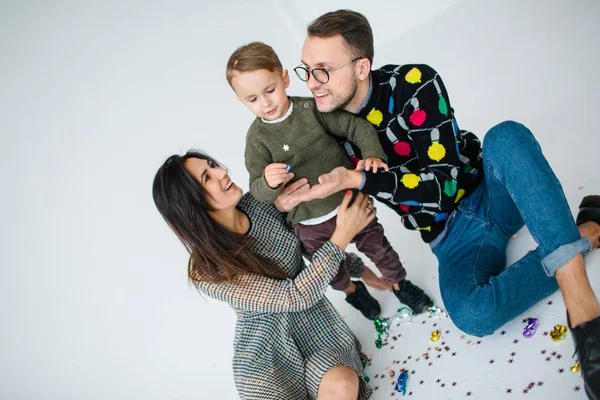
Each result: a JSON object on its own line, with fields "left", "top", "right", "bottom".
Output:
{"left": 198, "top": 194, "right": 372, "bottom": 399}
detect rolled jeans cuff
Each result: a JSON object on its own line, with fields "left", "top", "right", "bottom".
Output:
{"left": 542, "top": 237, "right": 592, "bottom": 276}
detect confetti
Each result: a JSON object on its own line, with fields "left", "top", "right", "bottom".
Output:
{"left": 392, "top": 307, "right": 415, "bottom": 325}
{"left": 286, "top": 165, "right": 292, "bottom": 172}
{"left": 395, "top": 371, "right": 408, "bottom": 396}
{"left": 374, "top": 317, "right": 390, "bottom": 348}
{"left": 571, "top": 361, "right": 581, "bottom": 373}
{"left": 523, "top": 318, "right": 539, "bottom": 338}
{"left": 431, "top": 330, "right": 441, "bottom": 342}
{"left": 550, "top": 325, "right": 567, "bottom": 342}
{"left": 427, "top": 305, "right": 448, "bottom": 319}
{"left": 360, "top": 353, "right": 368, "bottom": 369}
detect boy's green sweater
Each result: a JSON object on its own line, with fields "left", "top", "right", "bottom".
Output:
{"left": 245, "top": 96, "right": 385, "bottom": 225}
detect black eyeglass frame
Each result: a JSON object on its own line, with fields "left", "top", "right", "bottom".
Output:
{"left": 293, "top": 57, "right": 363, "bottom": 84}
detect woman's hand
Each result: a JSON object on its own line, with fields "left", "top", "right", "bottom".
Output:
{"left": 330, "top": 190, "right": 376, "bottom": 250}
{"left": 361, "top": 266, "right": 393, "bottom": 291}
{"left": 274, "top": 178, "right": 310, "bottom": 213}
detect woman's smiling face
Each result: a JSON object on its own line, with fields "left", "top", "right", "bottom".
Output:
{"left": 184, "top": 157, "right": 243, "bottom": 211}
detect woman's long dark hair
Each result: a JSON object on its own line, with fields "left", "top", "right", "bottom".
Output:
{"left": 152, "top": 150, "right": 288, "bottom": 286}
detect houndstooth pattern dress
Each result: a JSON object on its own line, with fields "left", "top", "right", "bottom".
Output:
{"left": 198, "top": 193, "right": 372, "bottom": 399}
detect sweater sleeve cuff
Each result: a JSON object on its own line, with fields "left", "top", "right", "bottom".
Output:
{"left": 360, "top": 171, "right": 393, "bottom": 197}
{"left": 361, "top": 150, "right": 386, "bottom": 161}
{"left": 253, "top": 176, "right": 283, "bottom": 203}
{"left": 359, "top": 171, "right": 366, "bottom": 190}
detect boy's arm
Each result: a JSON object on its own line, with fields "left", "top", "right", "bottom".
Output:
{"left": 317, "top": 110, "right": 386, "bottom": 161}
{"left": 245, "top": 131, "right": 282, "bottom": 203}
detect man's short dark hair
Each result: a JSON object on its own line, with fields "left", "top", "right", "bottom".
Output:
{"left": 307, "top": 10, "right": 374, "bottom": 66}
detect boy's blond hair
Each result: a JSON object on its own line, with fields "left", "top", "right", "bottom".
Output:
{"left": 226, "top": 42, "right": 283, "bottom": 90}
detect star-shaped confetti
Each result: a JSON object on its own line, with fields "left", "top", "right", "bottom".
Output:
{"left": 283, "top": 144, "right": 290, "bottom": 151}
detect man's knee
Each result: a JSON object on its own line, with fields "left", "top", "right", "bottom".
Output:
{"left": 446, "top": 302, "right": 502, "bottom": 338}
{"left": 483, "top": 120, "right": 536, "bottom": 159}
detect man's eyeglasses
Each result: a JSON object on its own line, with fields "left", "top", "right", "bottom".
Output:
{"left": 294, "top": 57, "right": 362, "bottom": 84}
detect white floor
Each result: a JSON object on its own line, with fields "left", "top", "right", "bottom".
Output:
{"left": 1, "top": 1, "right": 599, "bottom": 399}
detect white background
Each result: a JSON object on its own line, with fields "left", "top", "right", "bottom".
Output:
{"left": 1, "top": 0, "right": 599, "bottom": 399}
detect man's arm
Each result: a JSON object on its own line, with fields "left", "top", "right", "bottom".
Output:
{"left": 356, "top": 65, "right": 474, "bottom": 207}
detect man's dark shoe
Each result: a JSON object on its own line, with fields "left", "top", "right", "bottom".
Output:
{"left": 345, "top": 280, "right": 381, "bottom": 320}
{"left": 570, "top": 315, "right": 600, "bottom": 400}
{"left": 393, "top": 279, "right": 433, "bottom": 314}
{"left": 576, "top": 195, "right": 600, "bottom": 226}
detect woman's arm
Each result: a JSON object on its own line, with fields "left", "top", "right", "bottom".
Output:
{"left": 197, "top": 240, "right": 345, "bottom": 313}
{"left": 199, "top": 191, "right": 376, "bottom": 313}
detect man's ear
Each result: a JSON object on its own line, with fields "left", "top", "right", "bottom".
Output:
{"left": 357, "top": 58, "right": 371, "bottom": 81}
{"left": 282, "top": 69, "right": 290, "bottom": 88}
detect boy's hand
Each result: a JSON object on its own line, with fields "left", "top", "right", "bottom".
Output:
{"left": 356, "top": 158, "right": 389, "bottom": 173}
{"left": 264, "top": 163, "right": 293, "bottom": 189}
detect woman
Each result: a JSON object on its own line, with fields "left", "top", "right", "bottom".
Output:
{"left": 152, "top": 150, "right": 378, "bottom": 400}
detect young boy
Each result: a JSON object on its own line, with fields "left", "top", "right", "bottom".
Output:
{"left": 226, "top": 42, "right": 432, "bottom": 319}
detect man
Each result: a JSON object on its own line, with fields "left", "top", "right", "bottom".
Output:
{"left": 286, "top": 9, "right": 600, "bottom": 398}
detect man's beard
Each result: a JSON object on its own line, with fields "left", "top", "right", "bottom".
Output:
{"left": 324, "top": 74, "right": 358, "bottom": 113}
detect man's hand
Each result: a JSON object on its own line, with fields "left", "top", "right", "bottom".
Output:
{"left": 299, "top": 167, "right": 362, "bottom": 202}
{"left": 274, "top": 178, "right": 310, "bottom": 213}
{"left": 356, "top": 157, "right": 389, "bottom": 173}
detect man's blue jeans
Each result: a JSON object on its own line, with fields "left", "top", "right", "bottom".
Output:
{"left": 431, "top": 121, "right": 591, "bottom": 337}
